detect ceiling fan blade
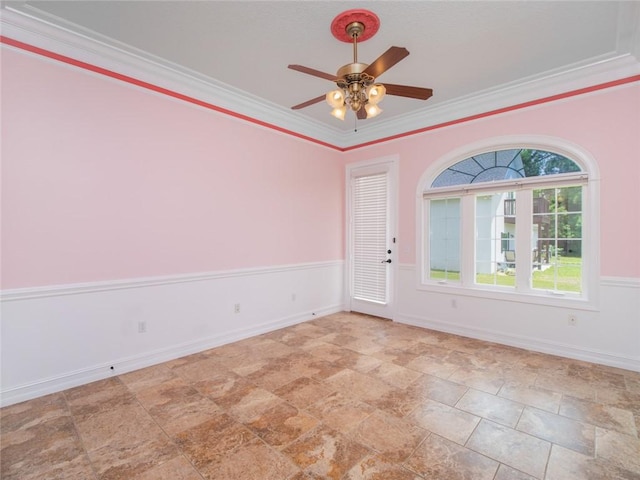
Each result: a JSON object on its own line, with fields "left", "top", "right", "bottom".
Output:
{"left": 363, "top": 46, "right": 410, "bottom": 78}
{"left": 291, "top": 94, "right": 326, "bottom": 110}
{"left": 288, "top": 64, "right": 337, "bottom": 81}
{"left": 357, "top": 108, "right": 367, "bottom": 120}
{"left": 383, "top": 83, "right": 433, "bottom": 100}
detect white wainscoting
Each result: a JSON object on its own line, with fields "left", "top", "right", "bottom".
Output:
{"left": 394, "top": 265, "right": 640, "bottom": 372}
{"left": 0, "top": 261, "right": 345, "bottom": 407}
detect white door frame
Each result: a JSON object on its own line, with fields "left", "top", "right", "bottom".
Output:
{"left": 345, "top": 155, "right": 399, "bottom": 320}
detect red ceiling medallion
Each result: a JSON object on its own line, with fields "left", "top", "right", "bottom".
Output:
{"left": 330, "top": 9, "right": 380, "bottom": 43}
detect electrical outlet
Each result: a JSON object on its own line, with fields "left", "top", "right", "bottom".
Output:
{"left": 234, "top": 303, "right": 240, "bottom": 314}
{"left": 568, "top": 314, "right": 577, "bottom": 326}
{"left": 292, "top": 293, "right": 297, "bottom": 302}
{"left": 137, "top": 321, "right": 147, "bottom": 333}
{"left": 451, "top": 298, "right": 457, "bottom": 308}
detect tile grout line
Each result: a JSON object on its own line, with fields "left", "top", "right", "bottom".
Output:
{"left": 61, "top": 390, "right": 101, "bottom": 480}
{"left": 115, "top": 374, "right": 209, "bottom": 480}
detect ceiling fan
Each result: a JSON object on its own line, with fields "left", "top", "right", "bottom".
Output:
{"left": 288, "top": 9, "right": 433, "bottom": 121}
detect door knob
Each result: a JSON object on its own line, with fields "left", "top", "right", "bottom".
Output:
{"left": 381, "top": 259, "right": 392, "bottom": 263}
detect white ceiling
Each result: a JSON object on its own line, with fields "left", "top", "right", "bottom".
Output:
{"left": 2, "top": 1, "right": 639, "bottom": 148}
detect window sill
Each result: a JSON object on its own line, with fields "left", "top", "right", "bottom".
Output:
{"left": 416, "top": 281, "right": 598, "bottom": 311}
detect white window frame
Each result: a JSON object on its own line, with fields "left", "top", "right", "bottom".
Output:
{"left": 416, "top": 136, "right": 600, "bottom": 311}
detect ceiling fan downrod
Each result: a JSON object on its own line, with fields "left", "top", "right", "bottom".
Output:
{"left": 346, "top": 21, "right": 364, "bottom": 63}
{"left": 334, "top": 21, "right": 376, "bottom": 113}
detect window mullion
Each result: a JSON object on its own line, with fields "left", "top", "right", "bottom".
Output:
{"left": 461, "top": 193, "right": 475, "bottom": 287}
{"left": 515, "top": 189, "right": 533, "bottom": 292}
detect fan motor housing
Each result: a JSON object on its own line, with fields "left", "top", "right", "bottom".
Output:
{"left": 336, "top": 63, "right": 374, "bottom": 88}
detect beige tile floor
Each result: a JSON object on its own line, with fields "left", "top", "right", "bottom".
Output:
{"left": 2, "top": 312, "right": 639, "bottom": 479}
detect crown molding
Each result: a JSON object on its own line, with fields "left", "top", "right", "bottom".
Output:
{"left": 0, "top": 7, "right": 343, "bottom": 149}
{"left": 343, "top": 53, "right": 640, "bottom": 149}
{"left": 2, "top": 5, "right": 639, "bottom": 150}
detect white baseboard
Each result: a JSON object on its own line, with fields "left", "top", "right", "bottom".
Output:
{"left": 0, "top": 261, "right": 344, "bottom": 407}
{"left": 1, "top": 304, "right": 342, "bottom": 407}
{"left": 395, "top": 312, "right": 640, "bottom": 373}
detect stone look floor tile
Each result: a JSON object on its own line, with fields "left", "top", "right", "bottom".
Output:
{"left": 344, "top": 453, "right": 423, "bottom": 480}
{"left": 118, "top": 363, "right": 178, "bottom": 393}
{"left": 568, "top": 364, "right": 627, "bottom": 390}
{"left": 0, "top": 415, "right": 89, "bottom": 480}
{"left": 306, "top": 392, "right": 376, "bottom": 434}
{"left": 225, "top": 386, "right": 284, "bottom": 423}
{"left": 324, "top": 368, "right": 395, "bottom": 403}
{"left": 341, "top": 338, "right": 385, "bottom": 356}
{"left": 455, "top": 388, "right": 525, "bottom": 428}
{"left": 282, "top": 424, "right": 371, "bottom": 480}
{"left": 443, "top": 350, "right": 497, "bottom": 370}
{"left": 332, "top": 349, "right": 384, "bottom": 373}
{"left": 304, "top": 341, "right": 349, "bottom": 363}
{"left": 535, "top": 373, "right": 597, "bottom": 401}
{"left": 595, "top": 427, "right": 640, "bottom": 474}
{"left": 246, "top": 401, "right": 319, "bottom": 448}
{"left": 200, "top": 436, "right": 300, "bottom": 480}
{"left": 404, "top": 433, "right": 499, "bottom": 480}
{"left": 164, "top": 351, "right": 211, "bottom": 369}
{"left": 466, "top": 419, "right": 551, "bottom": 479}
{"left": 372, "top": 347, "right": 421, "bottom": 367}
{"left": 274, "top": 376, "right": 335, "bottom": 409}
{"left": 347, "top": 409, "right": 428, "bottom": 462}
{"left": 498, "top": 383, "right": 562, "bottom": 413}
{"left": 0, "top": 393, "right": 69, "bottom": 435}
{"left": 134, "top": 377, "right": 222, "bottom": 437}
{"left": 165, "top": 356, "right": 224, "bottom": 384}
{"left": 494, "top": 464, "right": 538, "bottom": 480}
{"left": 194, "top": 369, "right": 254, "bottom": 400}
{"left": 516, "top": 406, "right": 595, "bottom": 456}
{"left": 64, "top": 378, "right": 135, "bottom": 420}
{"left": 405, "top": 355, "right": 461, "bottom": 378}
{"left": 174, "top": 413, "right": 255, "bottom": 469}
{"left": 448, "top": 367, "right": 505, "bottom": 395}
{"left": 134, "top": 455, "right": 203, "bottom": 480}
{"left": 245, "top": 363, "right": 304, "bottom": 391}
{"left": 73, "top": 401, "right": 180, "bottom": 479}
{"left": 287, "top": 357, "right": 344, "bottom": 380}
{"left": 596, "top": 387, "right": 640, "bottom": 422}
{"left": 408, "top": 398, "right": 480, "bottom": 445}
{"left": 73, "top": 403, "right": 165, "bottom": 453}
{"left": 406, "top": 374, "right": 468, "bottom": 406}
{"left": 88, "top": 433, "right": 178, "bottom": 480}
{"left": 497, "top": 366, "right": 539, "bottom": 388}
{"left": 4, "top": 312, "right": 640, "bottom": 480}
{"left": 546, "top": 444, "right": 640, "bottom": 480}
{"left": 367, "top": 361, "right": 423, "bottom": 389}
{"left": 367, "top": 385, "right": 424, "bottom": 418}
{"left": 559, "top": 395, "right": 638, "bottom": 437}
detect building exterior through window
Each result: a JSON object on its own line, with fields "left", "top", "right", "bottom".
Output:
{"left": 424, "top": 148, "right": 586, "bottom": 298}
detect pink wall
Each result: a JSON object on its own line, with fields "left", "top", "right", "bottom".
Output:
{"left": 343, "top": 84, "right": 640, "bottom": 278}
{"left": 2, "top": 45, "right": 638, "bottom": 290}
{"left": 1, "top": 48, "right": 345, "bottom": 288}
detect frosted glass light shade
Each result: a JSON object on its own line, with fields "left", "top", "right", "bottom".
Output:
{"left": 365, "top": 103, "right": 382, "bottom": 118}
{"left": 331, "top": 105, "right": 347, "bottom": 120}
{"left": 326, "top": 89, "right": 345, "bottom": 108}
{"left": 367, "top": 84, "right": 386, "bottom": 104}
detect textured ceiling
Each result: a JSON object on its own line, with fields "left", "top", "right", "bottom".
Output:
{"left": 2, "top": 1, "right": 639, "bottom": 146}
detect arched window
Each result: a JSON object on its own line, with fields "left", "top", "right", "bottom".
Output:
{"left": 421, "top": 144, "right": 596, "bottom": 305}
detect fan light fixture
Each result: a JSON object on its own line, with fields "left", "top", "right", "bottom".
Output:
{"left": 324, "top": 20, "right": 386, "bottom": 120}
{"left": 288, "top": 9, "right": 433, "bottom": 120}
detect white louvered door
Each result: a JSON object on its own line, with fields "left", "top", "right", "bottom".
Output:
{"left": 347, "top": 159, "right": 396, "bottom": 320}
